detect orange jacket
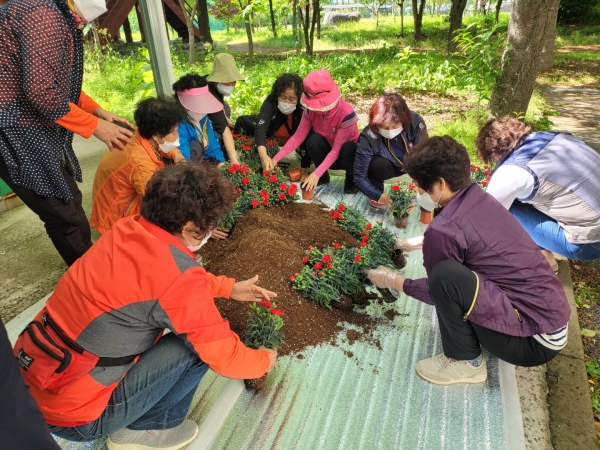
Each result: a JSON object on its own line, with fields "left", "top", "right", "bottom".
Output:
{"left": 90, "top": 132, "right": 181, "bottom": 234}
{"left": 26, "top": 216, "right": 270, "bottom": 426}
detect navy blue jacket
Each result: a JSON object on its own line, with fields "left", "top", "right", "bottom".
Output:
{"left": 354, "top": 111, "right": 427, "bottom": 200}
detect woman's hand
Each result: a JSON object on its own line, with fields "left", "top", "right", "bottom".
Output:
{"left": 394, "top": 235, "right": 424, "bottom": 252}
{"left": 261, "top": 156, "right": 277, "bottom": 172}
{"left": 258, "top": 346, "right": 278, "bottom": 372}
{"left": 230, "top": 275, "right": 277, "bottom": 302}
{"left": 211, "top": 228, "right": 229, "bottom": 240}
{"left": 365, "top": 266, "right": 406, "bottom": 293}
{"left": 301, "top": 173, "right": 319, "bottom": 192}
{"left": 95, "top": 108, "right": 134, "bottom": 129}
{"left": 93, "top": 119, "right": 133, "bottom": 151}
{"left": 377, "top": 193, "right": 392, "bottom": 207}
{"left": 174, "top": 153, "right": 187, "bottom": 164}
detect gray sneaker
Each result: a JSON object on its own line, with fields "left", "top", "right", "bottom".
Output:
{"left": 415, "top": 353, "right": 488, "bottom": 385}
{"left": 107, "top": 419, "right": 199, "bottom": 450}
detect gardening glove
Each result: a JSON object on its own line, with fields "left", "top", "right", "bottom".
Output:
{"left": 259, "top": 346, "right": 278, "bottom": 372}
{"left": 394, "top": 235, "right": 424, "bottom": 252}
{"left": 230, "top": 275, "right": 277, "bottom": 302}
{"left": 365, "top": 266, "right": 401, "bottom": 299}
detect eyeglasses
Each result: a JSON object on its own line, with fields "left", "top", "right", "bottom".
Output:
{"left": 303, "top": 89, "right": 330, "bottom": 97}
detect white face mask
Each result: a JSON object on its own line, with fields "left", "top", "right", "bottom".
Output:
{"left": 185, "top": 231, "right": 212, "bottom": 253}
{"left": 277, "top": 101, "right": 297, "bottom": 115}
{"left": 217, "top": 84, "right": 234, "bottom": 96}
{"left": 158, "top": 137, "right": 180, "bottom": 153}
{"left": 416, "top": 190, "right": 443, "bottom": 211}
{"left": 72, "top": 0, "right": 108, "bottom": 22}
{"left": 378, "top": 126, "right": 403, "bottom": 140}
{"left": 188, "top": 111, "right": 207, "bottom": 123}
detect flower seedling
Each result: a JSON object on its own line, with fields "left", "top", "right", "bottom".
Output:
{"left": 389, "top": 181, "right": 416, "bottom": 218}
{"left": 470, "top": 164, "right": 491, "bottom": 190}
{"left": 242, "top": 301, "right": 285, "bottom": 350}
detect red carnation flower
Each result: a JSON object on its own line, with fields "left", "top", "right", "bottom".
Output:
{"left": 365, "top": 223, "right": 372, "bottom": 231}
{"left": 319, "top": 271, "right": 324, "bottom": 277}
{"left": 314, "top": 262, "right": 323, "bottom": 270}
{"left": 391, "top": 185, "right": 400, "bottom": 191}
{"left": 361, "top": 230, "right": 365, "bottom": 236}
{"left": 354, "top": 255, "right": 361, "bottom": 262}
{"left": 259, "top": 190, "right": 269, "bottom": 198}
{"left": 481, "top": 181, "right": 488, "bottom": 186}
{"left": 228, "top": 167, "right": 236, "bottom": 174}
{"left": 242, "top": 177, "right": 250, "bottom": 186}
{"left": 362, "top": 235, "right": 369, "bottom": 242}
{"left": 327, "top": 263, "right": 333, "bottom": 269}
{"left": 337, "top": 204, "right": 346, "bottom": 212}
{"left": 251, "top": 199, "right": 259, "bottom": 208}
{"left": 270, "top": 308, "right": 284, "bottom": 316}
{"left": 260, "top": 301, "right": 272, "bottom": 308}
{"left": 408, "top": 183, "right": 416, "bottom": 190}
{"left": 313, "top": 271, "right": 317, "bottom": 276}
{"left": 237, "top": 188, "right": 241, "bottom": 193}
{"left": 243, "top": 144, "right": 251, "bottom": 151}
{"left": 485, "top": 170, "right": 491, "bottom": 176}
{"left": 329, "top": 209, "right": 335, "bottom": 215}
{"left": 484, "top": 165, "right": 488, "bottom": 169}
{"left": 269, "top": 175, "right": 277, "bottom": 183}
{"left": 322, "top": 254, "right": 331, "bottom": 263}
{"left": 264, "top": 170, "right": 270, "bottom": 176}
{"left": 288, "top": 184, "right": 298, "bottom": 195}
{"left": 360, "top": 241, "right": 367, "bottom": 247}
{"left": 261, "top": 199, "right": 269, "bottom": 206}
{"left": 232, "top": 164, "right": 240, "bottom": 170}
{"left": 280, "top": 183, "right": 287, "bottom": 190}
{"left": 289, "top": 275, "right": 296, "bottom": 281}
{"left": 303, "top": 256, "right": 309, "bottom": 264}
{"left": 233, "top": 133, "right": 240, "bottom": 138}
{"left": 333, "top": 243, "right": 340, "bottom": 249}
{"left": 279, "top": 193, "right": 286, "bottom": 201}
{"left": 333, "top": 212, "right": 340, "bottom": 220}
{"left": 308, "top": 245, "right": 313, "bottom": 252}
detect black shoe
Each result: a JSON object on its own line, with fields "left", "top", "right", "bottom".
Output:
{"left": 344, "top": 180, "right": 358, "bottom": 194}
{"left": 317, "top": 174, "right": 331, "bottom": 186}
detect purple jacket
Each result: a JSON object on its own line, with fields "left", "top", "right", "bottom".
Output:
{"left": 403, "top": 184, "right": 570, "bottom": 337}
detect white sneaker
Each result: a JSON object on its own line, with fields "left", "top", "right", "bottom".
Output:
{"left": 107, "top": 419, "right": 199, "bottom": 450}
{"left": 415, "top": 354, "right": 487, "bottom": 385}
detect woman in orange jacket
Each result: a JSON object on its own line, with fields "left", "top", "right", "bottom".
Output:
{"left": 17, "top": 163, "right": 277, "bottom": 450}
{"left": 91, "top": 98, "right": 187, "bottom": 234}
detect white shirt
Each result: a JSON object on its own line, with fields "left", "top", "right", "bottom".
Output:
{"left": 486, "top": 165, "right": 535, "bottom": 210}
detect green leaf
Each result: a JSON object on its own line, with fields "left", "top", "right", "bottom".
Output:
{"left": 581, "top": 328, "right": 597, "bottom": 337}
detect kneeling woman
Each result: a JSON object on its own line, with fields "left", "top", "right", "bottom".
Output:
{"left": 22, "top": 164, "right": 277, "bottom": 449}
{"left": 367, "top": 136, "right": 570, "bottom": 385}
{"left": 270, "top": 69, "right": 360, "bottom": 194}
{"left": 234, "top": 73, "right": 311, "bottom": 172}
{"left": 91, "top": 98, "right": 186, "bottom": 234}
{"left": 355, "top": 93, "right": 428, "bottom": 207}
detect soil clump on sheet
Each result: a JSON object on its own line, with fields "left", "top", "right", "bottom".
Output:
{"left": 200, "top": 203, "right": 382, "bottom": 356}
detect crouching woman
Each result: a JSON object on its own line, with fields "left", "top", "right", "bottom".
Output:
{"left": 366, "top": 136, "right": 570, "bottom": 385}
{"left": 16, "top": 163, "right": 277, "bottom": 450}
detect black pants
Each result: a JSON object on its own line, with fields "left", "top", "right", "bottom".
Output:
{"left": 428, "top": 260, "right": 560, "bottom": 367}
{"left": 234, "top": 115, "right": 312, "bottom": 168}
{"left": 0, "top": 320, "right": 61, "bottom": 449}
{"left": 368, "top": 155, "right": 403, "bottom": 193}
{"left": 0, "top": 157, "right": 92, "bottom": 266}
{"left": 306, "top": 133, "right": 357, "bottom": 186}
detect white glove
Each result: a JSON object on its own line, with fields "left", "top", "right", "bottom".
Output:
{"left": 394, "top": 235, "right": 424, "bottom": 252}
{"left": 365, "top": 266, "right": 400, "bottom": 298}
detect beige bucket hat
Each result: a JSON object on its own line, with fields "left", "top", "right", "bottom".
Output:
{"left": 206, "top": 54, "right": 244, "bottom": 83}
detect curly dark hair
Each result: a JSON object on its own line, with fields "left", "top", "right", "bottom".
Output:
{"left": 134, "top": 97, "right": 186, "bottom": 139}
{"left": 475, "top": 116, "right": 533, "bottom": 163}
{"left": 404, "top": 136, "right": 472, "bottom": 193}
{"left": 368, "top": 93, "right": 412, "bottom": 133}
{"left": 141, "top": 163, "right": 236, "bottom": 236}
{"left": 172, "top": 73, "right": 207, "bottom": 93}
{"left": 269, "top": 73, "right": 303, "bottom": 103}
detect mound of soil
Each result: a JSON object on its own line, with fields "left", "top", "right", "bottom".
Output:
{"left": 199, "top": 203, "right": 381, "bottom": 356}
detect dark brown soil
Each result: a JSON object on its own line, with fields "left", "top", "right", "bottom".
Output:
{"left": 200, "top": 203, "right": 381, "bottom": 356}
{"left": 384, "top": 310, "right": 398, "bottom": 321}
{"left": 244, "top": 374, "right": 267, "bottom": 390}
{"left": 393, "top": 250, "right": 407, "bottom": 270}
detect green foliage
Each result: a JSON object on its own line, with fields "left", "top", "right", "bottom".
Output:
{"left": 574, "top": 282, "right": 600, "bottom": 309}
{"left": 470, "top": 164, "right": 491, "bottom": 190}
{"left": 354, "top": 222, "right": 397, "bottom": 270}
{"left": 329, "top": 203, "right": 368, "bottom": 239}
{"left": 233, "top": 133, "right": 280, "bottom": 171}
{"left": 558, "top": 0, "right": 600, "bottom": 25}
{"left": 243, "top": 301, "right": 285, "bottom": 349}
{"left": 389, "top": 180, "right": 416, "bottom": 217}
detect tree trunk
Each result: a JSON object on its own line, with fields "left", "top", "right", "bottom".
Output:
{"left": 494, "top": 0, "right": 502, "bottom": 23}
{"left": 317, "top": 4, "right": 321, "bottom": 39}
{"left": 135, "top": 2, "right": 146, "bottom": 43}
{"left": 245, "top": 18, "right": 254, "bottom": 59}
{"left": 123, "top": 16, "right": 133, "bottom": 43}
{"left": 412, "top": 0, "right": 425, "bottom": 40}
{"left": 400, "top": 2, "right": 404, "bottom": 36}
{"left": 269, "top": 0, "right": 277, "bottom": 37}
{"left": 309, "top": 0, "right": 318, "bottom": 52}
{"left": 292, "top": 0, "right": 298, "bottom": 46}
{"left": 489, "top": 0, "right": 562, "bottom": 118}
{"left": 447, "top": 0, "right": 467, "bottom": 53}
{"left": 178, "top": 0, "right": 199, "bottom": 64}
{"left": 198, "top": 0, "right": 213, "bottom": 44}
{"left": 539, "top": 0, "right": 560, "bottom": 71}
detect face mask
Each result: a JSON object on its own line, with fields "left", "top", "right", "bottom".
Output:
{"left": 185, "top": 231, "right": 212, "bottom": 253}
{"left": 378, "top": 126, "right": 403, "bottom": 140}
{"left": 158, "top": 137, "right": 180, "bottom": 153}
{"left": 416, "top": 189, "right": 443, "bottom": 211}
{"left": 72, "top": 0, "right": 108, "bottom": 22}
{"left": 277, "top": 101, "right": 297, "bottom": 115}
{"left": 217, "top": 84, "right": 234, "bottom": 96}
{"left": 188, "top": 111, "right": 207, "bottom": 123}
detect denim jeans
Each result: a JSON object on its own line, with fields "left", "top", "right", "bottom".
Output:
{"left": 49, "top": 333, "right": 209, "bottom": 441}
{"left": 509, "top": 201, "right": 600, "bottom": 260}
